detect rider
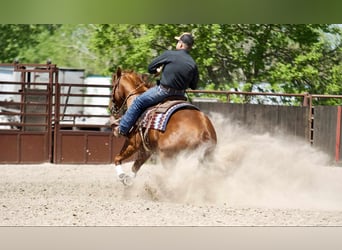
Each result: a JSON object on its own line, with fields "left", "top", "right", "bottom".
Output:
{"left": 113, "top": 32, "right": 199, "bottom": 137}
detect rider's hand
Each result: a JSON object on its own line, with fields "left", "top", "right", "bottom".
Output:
{"left": 155, "top": 65, "right": 163, "bottom": 77}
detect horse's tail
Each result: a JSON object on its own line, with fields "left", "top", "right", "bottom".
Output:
{"left": 200, "top": 113, "right": 217, "bottom": 161}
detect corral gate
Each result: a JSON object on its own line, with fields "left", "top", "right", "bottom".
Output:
{"left": 0, "top": 63, "right": 55, "bottom": 163}
{"left": 0, "top": 63, "right": 125, "bottom": 164}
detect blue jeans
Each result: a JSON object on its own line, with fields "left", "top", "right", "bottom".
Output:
{"left": 119, "top": 85, "right": 185, "bottom": 135}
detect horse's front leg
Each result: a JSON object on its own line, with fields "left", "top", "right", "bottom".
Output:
{"left": 116, "top": 151, "right": 152, "bottom": 186}
{"left": 114, "top": 139, "right": 137, "bottom": 166}
{"left": 131, "top": 150, "right": 152, "bottom": 175}
{"left": 114, "top": 136, "right": 150, "bottom": 186}
{"left": 113, "top": 137, "right": 138, "bottom": 185}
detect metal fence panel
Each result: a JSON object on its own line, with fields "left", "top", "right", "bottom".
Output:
{"left": 193, "top": 102, "right": 309, "bottom": 140}
{"left": 313, "top": 106, "right": 341, "bottom": 161}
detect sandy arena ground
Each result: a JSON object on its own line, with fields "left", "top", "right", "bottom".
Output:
{"left": 1, "top": 114, "right": 342, "bottom": 226}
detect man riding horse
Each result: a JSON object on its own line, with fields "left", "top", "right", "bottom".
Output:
{"left": 112, "top": 32, "right": 199, "bottom": 137}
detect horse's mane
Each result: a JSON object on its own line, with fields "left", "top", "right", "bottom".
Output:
{"left": 121, "top": 69, "right": 154, "bottom": 88}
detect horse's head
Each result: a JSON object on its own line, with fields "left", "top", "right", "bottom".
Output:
{"left": 109, "top": 67, "right": 148, "bottom": 117}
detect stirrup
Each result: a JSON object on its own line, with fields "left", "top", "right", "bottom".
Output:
{"left": 113, "top": 126, "right": 129, "bottom": 137}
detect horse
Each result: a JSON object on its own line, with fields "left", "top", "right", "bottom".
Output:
{"left": 109, "top": 67, "right": 217, "bottom": 185}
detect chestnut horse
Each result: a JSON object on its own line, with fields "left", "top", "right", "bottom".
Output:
{"left": 109, "top": 67, "right": 217, "bottom": 185}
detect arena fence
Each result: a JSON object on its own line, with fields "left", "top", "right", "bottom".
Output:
{"left": 189, "top": 91, "right": 342, "bottom": 164}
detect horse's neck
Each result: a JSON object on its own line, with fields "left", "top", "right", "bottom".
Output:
{"left": 126, "top": 94, "right": 139, "bottom": 106}
{"left": 125, "top": 85, "right": 144, "bottom": 107}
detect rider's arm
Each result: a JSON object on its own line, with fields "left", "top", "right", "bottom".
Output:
{"left": 147, "top": 51, "right": 169, "bottom": 74}
{"left": 189, "top": 65, "right": 199, "bottom": 90}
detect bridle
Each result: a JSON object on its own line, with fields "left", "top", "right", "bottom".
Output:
{"left": 110, "top": 73, "right": 145, "bottom": 116}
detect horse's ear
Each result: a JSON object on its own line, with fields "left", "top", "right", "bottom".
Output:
{"left": 116, "top": 67, "right": 122, "bottom": 78}
{"left": 112, "top": 67, "right": 121, "bottom": 86}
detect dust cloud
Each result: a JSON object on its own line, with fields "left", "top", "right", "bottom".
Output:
{"left": 128, "top": 113, "right": 342, "bottom": 211}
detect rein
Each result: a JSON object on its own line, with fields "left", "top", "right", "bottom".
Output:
{"left": 110, "top": 75, "right": 145, "bottom": 116}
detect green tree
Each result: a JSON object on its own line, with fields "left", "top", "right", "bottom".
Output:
{"left": 4, "top": 24, "right": 342, "bottom": 105}
{"left": 19, "top": 24, "right": 104, "bottom": 75}
{"left": 0, "top": 24, "right": 59, "bottom": 63}
{"left": 91, "top": 24, "right": 158, "bottom": 74}
{"left": 91, "top": 24, "right": 342, "bottom": 104}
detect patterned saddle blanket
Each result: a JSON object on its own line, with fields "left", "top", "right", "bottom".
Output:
{"left": 139, "top": 100, "right": 199, "bottom": 132}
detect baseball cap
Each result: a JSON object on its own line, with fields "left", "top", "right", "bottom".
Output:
{"left": 174, "top": 32, "right": 194, "bottom": 46}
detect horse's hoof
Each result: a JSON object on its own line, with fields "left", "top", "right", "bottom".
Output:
{"left": 118, "top": 173, "right": 133, "bottom": 186}
{"left": 123, "top": 175, "right": 133, "bottom": 186}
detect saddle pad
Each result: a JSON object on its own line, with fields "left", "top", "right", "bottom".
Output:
{"left": 140, "top": 102, "right": 199, "bottom": 132}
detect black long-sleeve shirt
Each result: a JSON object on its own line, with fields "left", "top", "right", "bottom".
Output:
{"left": 147, "top": 49, "right": 199, "bottom": 90}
